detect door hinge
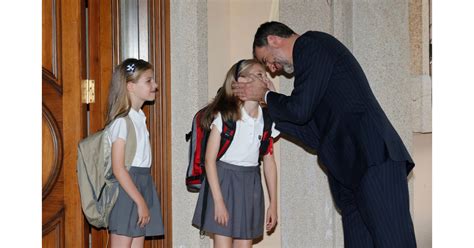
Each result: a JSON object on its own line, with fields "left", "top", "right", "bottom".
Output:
{"left": 81, "top": 79, "right": 95, "bottom": 104}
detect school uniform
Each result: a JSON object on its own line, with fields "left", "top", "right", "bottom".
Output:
{"left": 107, "top": 108, "right": 164, "bottom": 237}
{"left": 192, "top": 106, "right": 279, "bottom": 239}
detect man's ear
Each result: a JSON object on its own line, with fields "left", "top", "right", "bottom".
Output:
{"left": 267, "top": 35, "right": 282, "bottom": 48}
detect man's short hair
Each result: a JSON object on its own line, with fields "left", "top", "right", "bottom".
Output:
{"left": 253, "top": 22, "right": 296, "bottom": 52}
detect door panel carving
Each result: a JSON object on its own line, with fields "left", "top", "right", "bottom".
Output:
{"left": 42, "top": 104, "right": 63, "bottom": 199}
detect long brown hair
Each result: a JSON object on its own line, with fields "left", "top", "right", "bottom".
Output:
{"left": 105, "top": 58, "right": 153, "bottom": 126}
{"left": 200, "top": 59, "right": 261, "bottom": 130}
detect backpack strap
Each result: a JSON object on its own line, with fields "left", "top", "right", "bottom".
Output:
{"left": 214, "top": 109, "right": 273, "bottom": 159}
{"left": 123, "top": 115, "right": 137, "bottom": 170}
{"left": 216, "top": 118, "right": 236, "bottom": 160}
{"left": 259, "top": 108, "right": 273, "bottom": 157}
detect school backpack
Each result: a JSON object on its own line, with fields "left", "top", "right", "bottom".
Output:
{"left": 76, "top": 115, "right": 136, "bottom": 228}
{"left": 185, "top": 107, "right": 274, "bottom": 192}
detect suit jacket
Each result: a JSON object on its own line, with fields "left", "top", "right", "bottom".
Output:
{"left": 267, "top": 31, "right": 414, "bottom": 188}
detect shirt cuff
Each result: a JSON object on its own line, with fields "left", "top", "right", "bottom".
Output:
{"left": 264, "top": 90, "right": 270, "bottom": 104}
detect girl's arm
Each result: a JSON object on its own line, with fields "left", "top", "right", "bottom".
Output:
{"left": 204, "top": 125, "right": 229, "bottom": 226}
{"left": 111, "top": 139, "right": 150, "bottom": 228}
{"left": 263, "top": 152, "right": 278, "bottom": 231}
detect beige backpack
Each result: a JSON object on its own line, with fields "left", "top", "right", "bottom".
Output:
{"left": 76, "top": 115, "right": 136, "bottom": 228}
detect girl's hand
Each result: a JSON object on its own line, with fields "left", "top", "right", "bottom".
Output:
{"left": 214, "top": 199, "right": 229, "bottom": 227}
{"left": 137, "top": 200, "right": 151, "bottom": 228}
{"left": 266, "top": 204, "right": 278, "bottom": 231}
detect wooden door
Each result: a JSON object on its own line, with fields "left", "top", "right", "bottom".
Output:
{"left": 143, "top": 1, "right": 172, "bottom": 246}
{"left": 86, "top": 0, "right": 114, "bottom": 245}
{"left": 42, "top": 0, "right": 88, "bottom": 247}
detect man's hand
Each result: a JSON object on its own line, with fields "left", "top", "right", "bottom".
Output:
{"left": 232, "top": 74, "right": 269, "bottom": 102}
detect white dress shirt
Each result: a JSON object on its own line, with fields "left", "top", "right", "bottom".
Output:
{"left": 211, "top": 106, "right": 280, "bottom": 167}
{"left": 264, "top": 90, "right": 270, "bottom": 103}
{"left": 108, "top": 108, "right": 152, "bottom": 168}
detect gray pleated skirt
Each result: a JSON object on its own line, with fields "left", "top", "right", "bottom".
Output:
{"left": 192, "top": 161, "right": 264, "bottom": 239}
{"left": 109, "top": 167, "right": 164, "bottom": 237}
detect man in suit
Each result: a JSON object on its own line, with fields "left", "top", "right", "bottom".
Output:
{"left": 233, "top": 22, "right": 417, "bottom": 247}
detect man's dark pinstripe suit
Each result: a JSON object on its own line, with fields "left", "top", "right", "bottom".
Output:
{"left": 266, "top": 31, "right": 417, "bottom": 247}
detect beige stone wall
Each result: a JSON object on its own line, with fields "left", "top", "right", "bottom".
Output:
{"left": 410, "top": 0, "right": 423, "bottom": 75}
{"left": 171, "top": 0, "right": 209, "bottom": 247}
{"left": 410, "top": 0, "right": 432, "bottom": 133}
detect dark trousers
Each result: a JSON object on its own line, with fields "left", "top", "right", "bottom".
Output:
{"left": 328, "top": 160, "right": 417, "bottom": 248}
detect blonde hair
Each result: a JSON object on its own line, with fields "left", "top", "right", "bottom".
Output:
{"left": 105, "top": 58, "right": 153, "bottom": 126}
{"left": 200, "top": 59, "right": 262, "bottom": 130}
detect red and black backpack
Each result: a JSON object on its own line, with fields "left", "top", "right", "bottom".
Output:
{"left": 185, "top": 107, "right": 274, "bottom": 192}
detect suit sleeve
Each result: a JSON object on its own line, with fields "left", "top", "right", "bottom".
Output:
{"left": 274, "top": 119, "right": 320, "bottom": 150}
{"left": 267, "top": 36, "right": 337, "bottom": 125}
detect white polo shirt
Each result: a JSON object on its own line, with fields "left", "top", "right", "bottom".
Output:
{"left": 108, "top": 108, "right": 152, "bottom": 168}
{"left": 211, "top": 106, "right": 280, "bottom": 167}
